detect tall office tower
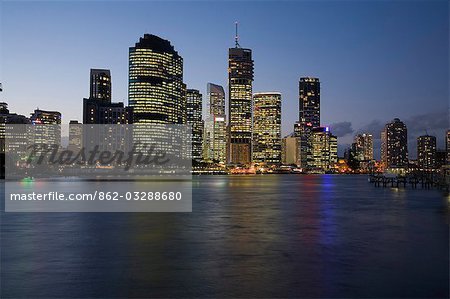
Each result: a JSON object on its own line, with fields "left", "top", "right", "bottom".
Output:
{"left": 186, "top": 89, "right": 203, "bottom": 160}
{"left": 298, "top": 77, "right": 320, "bottom": 128}
{"left": 228, "top": 29, "right": 254, "bottom": 165}
{"left": 252, "top": 92, "right": 282, "bottom": 164}
{"left": 30, "top": 109, "right": 62, "bottom": 147}
{"left": 381, "top": 118, "right": 408, "bottom": 168}
{"left": 204, "top": 83, "right": 227, "bottom": 163}
{"left": 281, "top": 134, "right": 300, "bottom": 166}
{"left": 90, "top": 69, "right": 112, "bottom": 101}
{"left": 354, "top": 133, "right": 374, "bottom": 161}
{"left": 309, "top": 127, "right": 337, "bottom": 172}
{"left": 84, "top": 69, "right": 132, "bottom": 124}
{"left": 417, "top": 135, "right": 436, "bottom": 170}
{"left": 68, "top": 120, "right": 83, "bottom": 152}
{"left": 207, "top": 83, "right": 226, "bottom": 116}
{"left": 129, "top": 34, "right": 185, "bottom": 125}
{"left": 294, "top": 77, "right": 320, "bottom": 168}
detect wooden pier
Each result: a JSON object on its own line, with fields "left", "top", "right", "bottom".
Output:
{"left": 368, "top": 173, "right": 447, "bottom": 190}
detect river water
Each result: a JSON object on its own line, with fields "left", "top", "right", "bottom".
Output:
{"left": 1, "top": 175, "right": 448, "bottom": 298}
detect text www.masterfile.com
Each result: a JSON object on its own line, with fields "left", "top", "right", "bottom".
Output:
{"left": 9, "top": 191, "right": 183, "bottom": 201}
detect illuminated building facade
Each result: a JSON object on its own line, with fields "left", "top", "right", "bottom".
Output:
{"left": 128, "top": 34, "right": 185, "bottom": 125}
{"left": 128, "top": 34, "right": 187, "bottom": 162}
{"left": 186, "top": 89, "right": 203, "bottom": 160}
{"left": 90, "top": 69, "right": 112, "bottom": 101}
{"left": 294, "top": 77, "right": 320, "bottom": 168}
{"left": 83, "top": 98, "right": 133, "bottom": 124}
{"left": 30, "top": 109, "right": 62, "bottom": 148}
{"left": 381, "top": 118, "right": 408, "bottom": 168}
{"left": 30, "top": 109, "right": 61, "bottom": 125}
{"left": 309, "top": 126, "right": 337, "bottom": 171}
{"left": 68, "top": 120, "right": 82, "bottom": 152}
{"left": 298, "top": 77, "right": 320, "bottom": 128}
{"left": 354, "top": 133, "right": 373, "bottom": 161}
{"left": 228, "top": 46, "right": 254, "bottom": 165}
{"left": 204, "top": 83, "right": 226, "bottom": 163}
{"left": 207, "top": 83, "right": 225, "bottom": 116}
{"left": 417, "top": 135, "right": 436, "bottom": 170}
{"left": 83, "top": 70, "right": 133, "bottom": 153}
{"left": 252, "top": 92, "right": 281, "bottom": 164}
{"left": 0, "top": 102, "right": 30, "bottom": 154}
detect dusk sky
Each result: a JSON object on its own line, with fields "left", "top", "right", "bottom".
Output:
{"left": 1, "top": 0, "right": 448, "bottom": 158}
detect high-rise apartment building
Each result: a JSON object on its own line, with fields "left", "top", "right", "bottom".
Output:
{"left": 204, "top": 83, "right": 226, "bottom": 163}
{"left": 381, "top": 118, "right": 408, "bottom": 168}
{"left": 186, "top": 89, "right": 203, "bottom": 160}
{"left": 354, "top": 133, "right": 374, "bottom": 161}
{"left": 252, "top": 92, "right": 281, "bottom": 164}
{"left": 228, "top": 37, "right": 254, "bottom": 165}
{"left": 90, "top": 69, "right": 112, "bottom": 101}
{"left": 417, "top": 135, "right": 436, "bottom": 170}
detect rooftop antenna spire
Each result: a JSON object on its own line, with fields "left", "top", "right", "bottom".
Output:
{"left": 235, "top": 21, "right": 240, "bottom": 48}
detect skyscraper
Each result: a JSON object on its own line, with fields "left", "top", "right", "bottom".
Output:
{"left": 381, "top": 118, "right": 408, "bottom": 169}
{"left": 228, "top": 31, "right": 254, "bottom": 165}
{"left": 90, "top": 69, "right": 112, "bottom": 101}
{"left": 207, "top": 83, "right": 226, "bottom": 116}
{"left": 204, "top": 83, "right": 226, "bottom": 163}
{"left": 309, "top": 126, "right": 337, "bottom": 172}
{"left": 252, "top": 92, "right": 282, "bottom": 164}
{"left": 354, "top": 133, "right": 374, "bottom": 161}
{"left": 417, "top": 135, "right": 436, "bottom": 170}
{"left": 186, "top": 89, "right": 203, "bottom": 160}
{"left": 294, "top": 77, "right": 320, "bottom": 169}
{"left": 128, "top": 34, "right": 185, "bottom": 125}
{"left": 298, "top": 77, "right": 320, "bottom": 128}
{"left": 84, "top": 69, "right": 133, "bottom": 124}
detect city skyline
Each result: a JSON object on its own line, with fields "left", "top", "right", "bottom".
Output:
{"left": 1, "top": 1, "right": 448, "bottom": 158}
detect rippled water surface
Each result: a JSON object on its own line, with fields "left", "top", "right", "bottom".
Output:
{"left": 1, "top": 175, "right": 449, "bottom": 298}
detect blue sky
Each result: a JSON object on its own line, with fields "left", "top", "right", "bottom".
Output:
{"left": 1, "top": 0, "right": 448, "bottom": 157}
